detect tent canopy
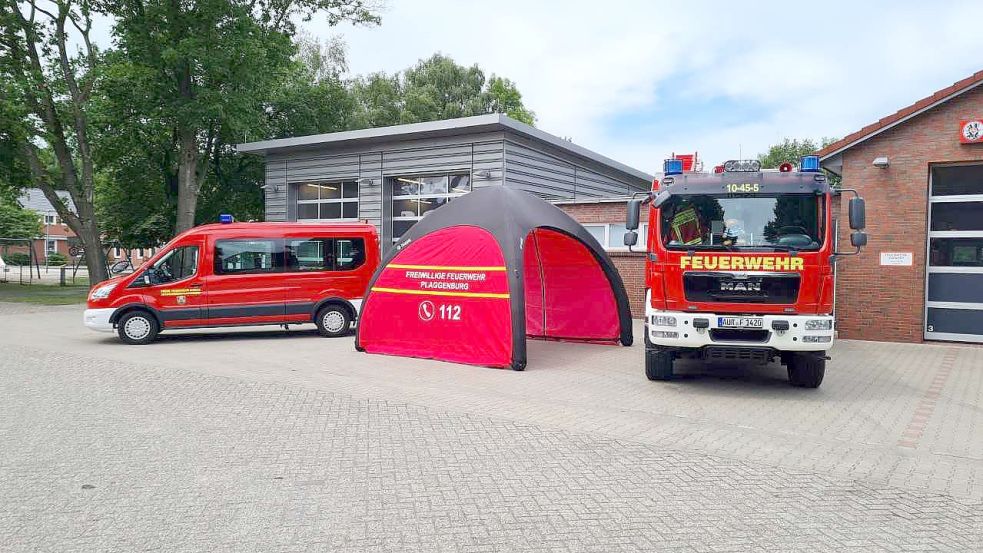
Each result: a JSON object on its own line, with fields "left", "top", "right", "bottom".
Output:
{"left": 356, "top": 187, "right": 633, "bottom": 370}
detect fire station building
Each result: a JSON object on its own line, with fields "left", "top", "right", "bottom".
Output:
{"left": 819, "top": 70, "right": 983, "bottom": 344}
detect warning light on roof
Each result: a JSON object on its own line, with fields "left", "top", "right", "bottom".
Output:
{"left": 800, "top": 155, "right": 820, "bottom": 172}
{"left": 219, "top": 214, "right": 234, "bottom": 224}
{"left": 664, "top": 158, "right": 684, "bottom": 176}
{"left": 713, "top": 165, "right": 725, "bottom": 174}
{"left": 779, "top": 162, "right": 794, "bottom": 173}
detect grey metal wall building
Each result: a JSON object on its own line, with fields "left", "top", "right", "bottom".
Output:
{"left": 238, "top": 114, "right": 653, "bottom": 247}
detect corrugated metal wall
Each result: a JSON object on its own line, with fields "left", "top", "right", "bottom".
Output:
{"left": 260, "top": 129, "right": 644, "bottom": 247}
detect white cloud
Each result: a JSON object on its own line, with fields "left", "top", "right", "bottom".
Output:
{"left": 308, "top": 0, "right": 983, "bottom": 174}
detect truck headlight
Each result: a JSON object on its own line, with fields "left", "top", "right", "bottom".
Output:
{"left": 802, "top": 335, "right": 832, "bottom": 343}
{"left": 805, "top": 319, "right": 832, "bottom": 331}
{"left": 90, "top": 283, "right": 117, "bottom": 300}
{"left": 652, "top": 315, "right": 677, "bottom": 327}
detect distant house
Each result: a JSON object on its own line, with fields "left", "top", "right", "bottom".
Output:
{"left": 14, "top": 188, "right": 158, "bottom": 267}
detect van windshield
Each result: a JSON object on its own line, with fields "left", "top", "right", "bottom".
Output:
{"left": 660, "top": 194, "right": 824, "bottom": 251}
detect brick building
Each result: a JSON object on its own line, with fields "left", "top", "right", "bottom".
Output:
{"left": 818, "top": 70, "right": 983, "bottom": 344}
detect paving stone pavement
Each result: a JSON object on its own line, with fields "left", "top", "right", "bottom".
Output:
{"left": 0, "top": 303, "right": 982, "bottom": 551}
{"left": 1, "top": 347, "right": 981, "bottom": 552}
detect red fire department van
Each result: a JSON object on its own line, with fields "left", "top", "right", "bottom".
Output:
{"left": 84, "top": 221, "right": 379, "bottom": 344}
{"left": 624, "top": 156, "right": 867, "bottom": 388}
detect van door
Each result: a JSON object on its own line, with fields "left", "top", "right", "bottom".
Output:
{"left": 138, "top": 242, "right": 207, "bottom": 327}
{"left": 205, "top": 237, "right": 286, "bottom": 325}
{"left": 282, "top": 236, "right": 371, "bottom": 322}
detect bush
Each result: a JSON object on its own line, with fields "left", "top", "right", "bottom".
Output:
{"left": 46, "top": 252, "right": 68, "bottom": 266}
{"left": 3, "top": 252, "right": 32, "bottom": 266}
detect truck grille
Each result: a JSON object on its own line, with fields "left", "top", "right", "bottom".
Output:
{"left": 684, "top": 271, "right": 800, "bottom": 304}
{"left": 709, "top": 329, "right": 771, "bottom": 343}
{"left": 703, "top": 347, "right": 774, "bottom": 363}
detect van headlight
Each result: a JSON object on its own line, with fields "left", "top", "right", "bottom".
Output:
{"left": 805, "top": 319, "right": 832, "bottom": 331}
{"left": 90, "top": 283, "right": 117, "bottom": 300}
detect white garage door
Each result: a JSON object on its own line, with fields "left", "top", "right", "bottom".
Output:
{"left": 925, "top": 163, "right": 983, "bottom": 342}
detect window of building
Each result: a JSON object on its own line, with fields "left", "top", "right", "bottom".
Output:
{"left": 297, "top": 181, "right": 359, "bottom": 221}
{"left": 285, "top": 238, "right": 366, "bottom": 272}
{"left": 147, "top": 246, "right": 199, "bottom": 285}
{"left": 43, "top": 215, "right": 57, "bottom": 225}
{"left": 45, "top": 239, "right": 57, "bottom": 253}
{"left": 215, "top": 240, "right": 282, "bottom": 274}
{"left": 582, "top": 223, "right": 647, "bottom": 250}
{"left": 391, "top": 174, "right": 470, "bottom": 242}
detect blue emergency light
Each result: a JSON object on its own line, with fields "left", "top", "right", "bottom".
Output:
{"left": 800, "top": 155, "right": 820, "bottom": 172}
{"left": 664, "top": 158, "right": 684, "bottom": 176}
{"left": 219, "top": 214, "right": 234, "bottom": 224}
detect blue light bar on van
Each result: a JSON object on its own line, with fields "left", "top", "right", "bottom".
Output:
{"left": 664, "top": 158, "right": 684, "bottom": 176}
{"left": 219, "top": 214, "right": 234, "bottom": 224}
{"left": 800, "top": 155, "right": 820, "bottom": 172}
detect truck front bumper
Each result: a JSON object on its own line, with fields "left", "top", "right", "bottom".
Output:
{"left": 645, "top": 307, "right": 834, "bottom": 352}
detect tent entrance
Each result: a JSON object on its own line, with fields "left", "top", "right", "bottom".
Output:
{"left": 523, "top": 228, "right": 619, "bottom": 343}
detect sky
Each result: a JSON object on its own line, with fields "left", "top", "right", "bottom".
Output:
{"left": 308, "top": 0, "right": 983, "bottom": 175}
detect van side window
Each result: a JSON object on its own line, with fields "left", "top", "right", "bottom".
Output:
{"left": 215, "top": 240, "right": 281, "bottom": 274}
{"left": 147, "top": 245, "right": 199, "bottom": 285}
{"left": 285, "top": 238, "right": 366, "bottom": 271}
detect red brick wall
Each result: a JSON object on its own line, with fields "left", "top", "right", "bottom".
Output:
{"left": 835, "top": 84, "right": 983, "bottom": 342}
{"left": 558, "top": 201, "right": 649, "bottom": 318}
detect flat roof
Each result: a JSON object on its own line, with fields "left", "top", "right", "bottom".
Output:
{"left": 237, "top": 114, "right": 654, "bottom": 183}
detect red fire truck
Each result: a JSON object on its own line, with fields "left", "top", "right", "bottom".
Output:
{"left": 624, "top": 156, "right": 867, "bottom": 388}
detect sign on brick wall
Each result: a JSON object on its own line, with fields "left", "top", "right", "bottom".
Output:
{"left": 959, "top": 120, "right": 983, "bottom": 143}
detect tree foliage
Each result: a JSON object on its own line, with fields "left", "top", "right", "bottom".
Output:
{"left": 0, "top": 196, "right": 41, "bottom": 239}
{"left": 756, "top": 137, "right": 837, "bottom": 169}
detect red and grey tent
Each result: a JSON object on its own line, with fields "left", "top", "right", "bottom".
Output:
{"left": 355, "top": 187, "right": 633, "bottom": 370}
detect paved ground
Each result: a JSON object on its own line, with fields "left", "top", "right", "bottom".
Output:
{"left": 0, "top": 303, "right": 981, "bottom": 551}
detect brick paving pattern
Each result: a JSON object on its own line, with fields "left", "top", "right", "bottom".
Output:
{"left": 1, "top": 345, "right": 981, "bottom": 552}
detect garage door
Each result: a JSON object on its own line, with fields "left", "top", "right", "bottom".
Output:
{"left": 925, "top": 163, "right": 983, "bottom": 342}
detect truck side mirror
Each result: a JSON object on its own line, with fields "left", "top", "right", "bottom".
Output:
{"left": 849, "top": 197, "right": 866, "bottom": 230}
{"left": 624, "top": 230, "right": 638, "bottom": 247}
{"left": 850, "top": 231, "right": 868, "bottom": 248}
{"left": 626, "top": 199, "right": 641, "bottom": 231}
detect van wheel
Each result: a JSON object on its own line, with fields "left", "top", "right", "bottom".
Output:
{"left": 788, "top": 353, "right": 826, "bottom": 388}
{"left": 316, "top": 305, "right": 351, "bottom": 337}
{"left": 645, "top": 347, "right": 674, "bottom": 381}
{"left": 117, "top": 311, "right": 159, "bottom": 345}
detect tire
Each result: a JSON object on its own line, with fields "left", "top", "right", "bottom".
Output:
{"left": 117, "top": 311, "right": 159, "bottom": 345}
{"left": 645, "top": 347, "right": 674, "bottom": 381}
{"left": 787, "top": 353, "right": 826, "bottom": 388}
{"left": 315, "top": 305, "right": 352, "bottom": 337}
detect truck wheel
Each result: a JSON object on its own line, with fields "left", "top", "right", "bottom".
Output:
{"left": 117, "top": 311, "right": 159, "bottom": 345}
{"left": 645, "top": 347, "right": 674, "bottom": 381}
{"left": 315, "top": 305, "right": 351, "bottom": 337}
{"left": 787, "top": 353, "right": 825, "bottom": 388}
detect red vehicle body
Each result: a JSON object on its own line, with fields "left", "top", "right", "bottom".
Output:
{"left": 84, "top": 222, "right": 379, "bottom": 344}
{"left": 625, "top": 159, "right": 867, "bottom": 388}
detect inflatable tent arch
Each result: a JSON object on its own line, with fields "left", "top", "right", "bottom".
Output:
{"left": 355, "top": 186, "right": 633, "bottom": 370}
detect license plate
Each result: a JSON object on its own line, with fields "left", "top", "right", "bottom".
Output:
{"left": 717, "top": 316, "right": 764, "bottom": 329}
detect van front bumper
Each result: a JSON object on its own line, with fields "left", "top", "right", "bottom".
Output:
{"left": 645, "top": 309, "right": 834, "bottom": 352}
{"left": 83, "top": 308, "right": 116, "bottom": 332}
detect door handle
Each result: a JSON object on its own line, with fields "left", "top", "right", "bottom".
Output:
{"left": 188, "top": 283, "right": 203, "bottom": 289}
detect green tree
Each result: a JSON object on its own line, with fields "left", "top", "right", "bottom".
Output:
{"left": 0, "top": 0, "right": 110, "bottom": 282}
{"left": 0, "top": 196, "right": 41, "bottom": 239}
{"left": 106, "top": 0, "right": 378, "bottom": 234}
{"left": 757, "top": 137, "right": 840, "bottom": 185}
{"left": 351, "top": 54, "right": 536, "bottom": 128}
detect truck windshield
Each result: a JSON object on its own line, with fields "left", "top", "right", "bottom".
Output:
{"left": 660, "top": 194, "right": 824, "bottom": 251}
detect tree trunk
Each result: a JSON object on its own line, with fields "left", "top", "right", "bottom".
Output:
{"left": 80, "top": 220, "right": 109, "bottom": 284}
{"left": 175, "top": 128, "right": 200, "bottom": 233}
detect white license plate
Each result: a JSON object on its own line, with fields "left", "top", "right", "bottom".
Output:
{"left": 717, "top": 316, "right": 764, "bottom": 329}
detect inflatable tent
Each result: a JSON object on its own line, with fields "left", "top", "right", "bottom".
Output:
{"left": 356, "top": 187, "right": 633, "bottom": 370}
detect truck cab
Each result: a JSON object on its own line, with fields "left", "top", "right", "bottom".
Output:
{"left": 625, "top": 156, "right": 867, "bottom": 388}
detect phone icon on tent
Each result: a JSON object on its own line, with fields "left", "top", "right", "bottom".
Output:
{"left": 419, "top": 300, "right": 435, "bottom": 322}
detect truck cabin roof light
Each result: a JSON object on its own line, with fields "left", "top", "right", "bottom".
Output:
{"left": 219, "top": 214, "right": 234, "bottom": 224}
{"left": 664, "top": 158, "right": 684, "bottom": 176}
{"left": 800, "top": 155, "right": 820, "bottom": 172}
{"left": 723, "top": 159, "right": 761, "bottom": 172}
{"left": 778, "top": 162, "right": 794, "bottom": 173}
